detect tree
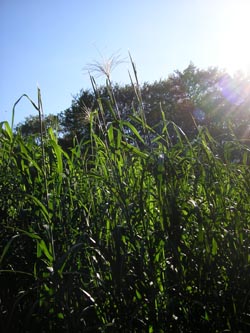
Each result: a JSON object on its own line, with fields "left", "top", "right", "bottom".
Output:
{"left": 16, "top": 114, "right": 61, "bottom": 138}
{"left": 15, "top": 64, "right": 250, "bottom": 148}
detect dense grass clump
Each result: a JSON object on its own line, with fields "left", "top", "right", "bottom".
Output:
{"left": 0, "top": 81, "right": 250, "bottom": 332}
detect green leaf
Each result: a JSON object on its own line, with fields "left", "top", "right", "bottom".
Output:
{"left": 204, "top": 311, "right": 210, "bottom": 321}
{"left": 198, "top": 226, "right": 204, "bottom": 242}
{"left": 38, "top": 239, "right": 53, "bottom": 262}
{"left": 3, "top": 121, "right": 13, "bottom": 141}
{"left": 26, "top": 194, "right": 50, "bottom": 223}
{"left": 57, "top": 313, "right": 64, "bottom": 319}
{"left": 121, "top": 121, "right": 145, "bottom": 144}
{"left": 49, "top": 136, "right": 63, "bottom": 175}
{"left": 136, "top": 289, "right": 142, "bottom": 300}
{"left": 0, "top": 234, "right": 20, "bottom": 265}
{"left": 212, "top": 238, "right": 218, "bottom": 256}
{"left": 5, "top": 226, "right": 41, "bottom": 240}
{"left": 107, "top": 123, "right": 114, "bottom": 144}
{"left": 121, "top": 141, "right": 148, "bottom": 158}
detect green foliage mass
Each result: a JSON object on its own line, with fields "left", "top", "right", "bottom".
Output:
{"left": 16, "top": 64, "right": 250, "bottom": 150}
{"left": 1, "top": 65, "right": 250, "bottom": 332}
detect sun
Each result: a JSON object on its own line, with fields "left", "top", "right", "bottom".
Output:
{"left": 219, "top": 1, "right": 250, "bottom": 75}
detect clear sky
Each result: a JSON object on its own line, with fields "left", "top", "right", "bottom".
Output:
{"left": 1, "top": 0, "right": 250, "bottom": 125}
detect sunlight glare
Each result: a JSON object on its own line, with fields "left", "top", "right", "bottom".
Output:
{"left": 219, "top": 1, "right": 250, "bottom": 74}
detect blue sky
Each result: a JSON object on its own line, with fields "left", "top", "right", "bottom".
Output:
{"left": 1, "top": 0, "right": 250, "bottom": 125}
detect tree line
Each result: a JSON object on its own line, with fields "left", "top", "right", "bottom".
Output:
{"left": 16, "top": 63, "right": 250, "bottom": 150}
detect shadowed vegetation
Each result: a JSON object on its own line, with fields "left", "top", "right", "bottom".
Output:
{"left": 1, "top": 62, "right": 250, "bottom": 332}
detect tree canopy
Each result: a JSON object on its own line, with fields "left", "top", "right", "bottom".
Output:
{"left": 16, "top": 64, "right": 250, "bottom": 149}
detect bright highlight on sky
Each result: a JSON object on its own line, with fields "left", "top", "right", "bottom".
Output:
{"left": 217, "top": 1, "right": 250, "bottom": 74}
{"left": 1, "top": 0, "right": 250, "bottom": 125}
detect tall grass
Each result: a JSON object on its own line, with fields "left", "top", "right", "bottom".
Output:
{"left": 0, "top": 67, "right": 250, "bottom": 332}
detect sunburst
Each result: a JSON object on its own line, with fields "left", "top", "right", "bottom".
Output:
{"left": 218, "top": 1, "right": 250, "bottom": 74}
